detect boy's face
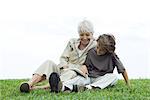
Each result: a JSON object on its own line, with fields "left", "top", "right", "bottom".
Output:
{"left": 79, "top": 32, "right": 92, "bottom": 46}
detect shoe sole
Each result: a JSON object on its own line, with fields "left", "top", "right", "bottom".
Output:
{"left": 49, "top": 72, "right": 61, "bottom": 93}
{"left": 20, "top": 83, "right": 30, "bottom": 93}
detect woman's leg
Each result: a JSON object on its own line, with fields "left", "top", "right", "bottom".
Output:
{"left": 28, "top": 74, "right": 46, "bottom": 88}
{"left": 33, "top": 60, "right": 59, "bottom": 79}
{"left": 20, "top": 60, "right": 59, "bottom": 92}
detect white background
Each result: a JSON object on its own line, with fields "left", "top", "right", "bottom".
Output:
{"left": 0, "top": 0, "right": 150, "bottom": 79}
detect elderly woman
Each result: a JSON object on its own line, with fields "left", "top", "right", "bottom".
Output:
{"left": 20, "top": 20, "right": 97, "bottom": 92}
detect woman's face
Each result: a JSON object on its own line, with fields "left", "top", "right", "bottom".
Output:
{"left": 79, "top": 32, "right": 92, "bottom": 46}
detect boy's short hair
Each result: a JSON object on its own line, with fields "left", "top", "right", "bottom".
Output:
{"left": 96, "top": 34, "right": 116, "bottom": 55}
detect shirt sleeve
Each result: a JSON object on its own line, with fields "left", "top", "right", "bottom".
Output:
{"left": 57, "top": 40, "right": 71, "bottom": 68}
{"left": 58, "top": 39, "right": 82, "bottom": 69}
{"left": 112, "top": 53, "right": 125, "bottom": 73}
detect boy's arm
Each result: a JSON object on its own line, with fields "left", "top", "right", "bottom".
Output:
{"left": 122, "top": 70, "right": 130, "bottom": 87}
{"left": 112, "top": 53, "right": 130, "bottom": 87}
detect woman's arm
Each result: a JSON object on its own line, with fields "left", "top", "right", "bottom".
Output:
{"left": 122, "top": 70, "right": 130, "bottom": 87}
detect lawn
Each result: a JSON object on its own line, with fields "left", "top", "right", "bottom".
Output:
{"left": 0, "top": 79, "right": 150, "bottom": 100}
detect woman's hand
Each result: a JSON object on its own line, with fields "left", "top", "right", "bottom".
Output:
{"left": 80, "top": 65, "right": 88, "bottom": 75}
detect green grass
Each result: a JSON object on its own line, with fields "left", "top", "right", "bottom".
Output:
{"left": 0, "top": 79, "right": 150, "bottom": 100}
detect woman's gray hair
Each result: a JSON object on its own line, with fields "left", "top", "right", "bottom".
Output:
{"left": 78, "top": 20, "right": 94, "bottom": 34}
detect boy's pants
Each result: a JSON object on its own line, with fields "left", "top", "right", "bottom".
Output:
{"left": 63, "top": 73, "right": 118, "bottom": 90}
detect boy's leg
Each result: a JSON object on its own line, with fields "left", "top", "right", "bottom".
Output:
{"left": 89, "top": 73, "right": 118, "bottom": 89}
{"left": 62, "top": 76, "right": 90, "bottom": 91}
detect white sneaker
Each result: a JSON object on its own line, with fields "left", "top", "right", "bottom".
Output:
{"left": 85, "top": 85, "right": 92, "bottom": 90}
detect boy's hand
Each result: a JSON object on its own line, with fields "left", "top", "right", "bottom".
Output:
{"left": 122, "top": 70, "right": 131, "bottom": 88}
